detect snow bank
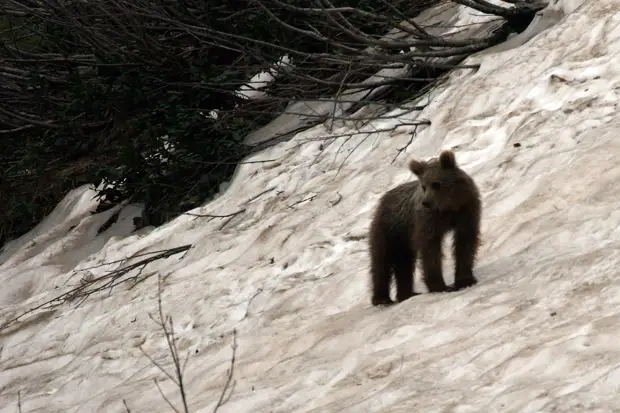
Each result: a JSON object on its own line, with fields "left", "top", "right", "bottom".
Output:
{"left": 3, "top": 0, "right": 620, "bottom": 412}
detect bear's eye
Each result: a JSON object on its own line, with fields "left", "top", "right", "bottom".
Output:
{"left": 431, "top": 182, "right": 441, "bottom": 190}
{"left": 421, "top": 185, "right": 427, "bottom": 191}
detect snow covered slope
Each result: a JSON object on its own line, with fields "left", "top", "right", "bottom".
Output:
{"left": 2, "top": 0, "right": 620, "bottom": 412}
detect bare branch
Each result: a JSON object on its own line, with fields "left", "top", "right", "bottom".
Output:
{"left": 0, "top": 244, "right": 192, "bottom": 333}
{"left": 212, "top": 329, "right": 238, "bottom": 413}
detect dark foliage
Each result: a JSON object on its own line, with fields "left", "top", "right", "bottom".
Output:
{"left": 0, "top": 0, "right": 543, "bottom": 248}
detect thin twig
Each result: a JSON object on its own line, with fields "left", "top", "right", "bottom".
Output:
{"left": 154, "top": 378, "right": 182, "bottom": 413}
{"left": 242, "top": 287, "right": 264, "bottom": 320}
{"left": 139, "top": 346, "right": 179, "bottom": 385}
{"left": 184, "top": 209, "right": 245, "bottom": 219}
{"left": 392, "top": 124, "right": 422, "bottom": 163}
{"left": 287, "top": 195, "right": 316, "bottom": 209}
{"left": 212, "top": 329, "right": 238, "bottom": 413}
{"left": 140, "top": 274, "right": 190, "bottom": 413}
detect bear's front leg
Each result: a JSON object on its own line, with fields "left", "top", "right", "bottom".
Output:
{"left": 393, "top": 251, "right": 418, "bottom": 302}
{"left": 420, "top": 237, "right": 448, "bottom": 293}
{"left": 452, "top": 219, "right": 480, "bottom": 291}
{"left": 370, "top": 245, "right": 395, "bottom": 306}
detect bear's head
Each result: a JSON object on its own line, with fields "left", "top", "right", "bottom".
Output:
{"left": 408, "top": 150, "right": 477, "bottom": 212}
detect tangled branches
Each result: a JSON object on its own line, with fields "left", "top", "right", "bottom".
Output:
{"left": 0, "top": 244, "right": 192, "bottom": 333}
{"left": 0, "top": 0, "right": 545, "bottom": 248}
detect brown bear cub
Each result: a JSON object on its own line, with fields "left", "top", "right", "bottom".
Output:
{"left": 369, "top": 150, "right": 481, "bottom": 306}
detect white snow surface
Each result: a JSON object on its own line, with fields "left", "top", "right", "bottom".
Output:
{"left": 2, "top": 1, "right": 620, "bottom": 412}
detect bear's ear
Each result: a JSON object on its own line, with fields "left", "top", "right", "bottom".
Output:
{"left": 439, "top": 150, "right": 456, "bottom": 169}
{"left": 409, "top": 159, "right": 427, "bottom": 177}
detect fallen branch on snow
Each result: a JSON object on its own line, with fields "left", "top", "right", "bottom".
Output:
{"left": 0, "top": 244, "right": 192, "bottom": 333}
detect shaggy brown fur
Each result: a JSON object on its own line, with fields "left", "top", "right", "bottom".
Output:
{"left": 369, "top": 150, "right": 481, "bottom": 306}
